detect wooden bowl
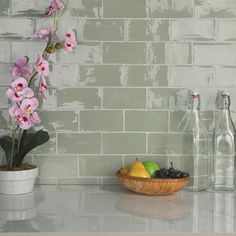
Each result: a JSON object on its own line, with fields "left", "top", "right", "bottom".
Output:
{"left": 116, "top": 171, "right": 190, "bottom": 196}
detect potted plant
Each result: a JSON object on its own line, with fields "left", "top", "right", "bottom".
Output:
{"left": 0, "top": 0, "right": 77, "bottom": 194}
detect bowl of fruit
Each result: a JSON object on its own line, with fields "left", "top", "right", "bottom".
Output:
{"left": 116, "top": 159, "right": 190, "bottom": 196}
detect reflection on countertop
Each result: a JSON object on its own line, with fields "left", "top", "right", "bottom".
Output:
{"left": 0, "top": 185, "right": 235, "bottom": 232}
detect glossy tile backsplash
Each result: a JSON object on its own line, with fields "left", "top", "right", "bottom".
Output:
{"left": 0, "top": 0, "right": 236, "bottom": 184}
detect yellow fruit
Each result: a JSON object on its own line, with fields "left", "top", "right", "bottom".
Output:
{"left": 120, "top": 166, "right": 129, "bottom": 175}
{"left": 128, "top": 159, "right": 150, "bottom": 178}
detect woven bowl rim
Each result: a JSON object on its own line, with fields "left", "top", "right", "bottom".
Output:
{"left": 116, "top": 170, "right": 190, "bottom": 183}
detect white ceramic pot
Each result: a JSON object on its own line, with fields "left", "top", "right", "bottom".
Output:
{"left": 0, "top": 167, "right": 38, "bottom": 195}
{"left": 0, "top": 192, "right": 37, "bottom": 221}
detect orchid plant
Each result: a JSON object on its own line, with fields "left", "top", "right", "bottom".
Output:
{"left": 0, "top": 0, "right": 77, "bottom": 170}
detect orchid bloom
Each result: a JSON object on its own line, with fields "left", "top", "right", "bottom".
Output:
{"left": 9, "top": 98, "right": 41, "bottom": 130}
{"left": 64, "top": 29, "right": 77, "bottom": 53}
{"left": 10, "top": 56, "right": 33, "bottom": 80}
{"left": 33, "top": 28, "right": 52, "bottom": 39}
{"left": 35, "top": 55, "right": 49, "bottom": 77}
{"left": 45, "top": 0, "right": 64, "bottom": 17}
{"left": 39, "top": 76, "right": 48, "bottom": 99}
{"left": 5, "top": 77, "right": 34, "bottom": 102}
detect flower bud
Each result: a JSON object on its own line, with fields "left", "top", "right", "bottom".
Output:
{"left": 46, "top": 46, "right": 55, "bottom": 54}
{"left": 55, "top": 42, "right": 63, "bottom": 50}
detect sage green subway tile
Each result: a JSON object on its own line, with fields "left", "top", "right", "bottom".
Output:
{"left": 34, "top": 155, "right": 78, "bottom": 178}
{"left": 147, "top": 42, "right": 191, "bottom": 64}
{"left": 125, "top": 65, "right": 168, "bottom": 87}
{"left": 63, "top": 0, "right": 102, "bottom": 18}
{"left": 0, "top": 110, "right": 10, "bottom": 130}
{"left": 217, "top": 20, "right": 236, "bottom": 41}
{"left": 79, "top": 65, "right": 124, "bottom": 87}
{"left": 34, "top": 133, "right": 56, "bottom": 154}
{"left": 57, "top": 177, "right": 101, "bottom": 185}
{"left": 195, "top": 0, "right": 236, "bottom": 18}
{"left": 101, "top": 177, "right": 120, "bottom": 185}
{"left": 0, "top": 87, "right": 10, "bottom": 109}
{"left": 49, "top": 65, "right": 79, "bottom": 87}
{"left": 103, "top": 42, "right": 146, "bottom": 64}
{"left": 79, "top": 155, "right": 123, "bottom": 176}
{"left": 0, "top": 42, "right": 10, "bottom": 63}
{"left": 148, "top": 0, "right": 193, "bottom": 18}
{"left": 124, "top": 155, "right": 168, "bottom": 169}
{"left": 80, "top": 19, "right": 124, "bottom": 41}
{"left": 103, "top": 133, "right": 146, "bottom": 154}
{"left": 37, "top": 111, "right": 78, "bottom": 132}
{"left": 11, "top": 0, "right": 48, "bottom": 16}
{"left": 216, "top": 66, "right": 236, "bottom": 87}
{"left": 103, "top": 0, "right": 147, "bottom": 18}
{"left": 59, "top": 42, "right": 101, "bottom": 64}
{"left": 194, "top": 43, "right": 236, "bottom": 65}
{"left": 12, "top": 42, "right": 56, "bottom": 63}
{"left": 80, "top": 110, "right": 123, "bottom": 132}
{"left": 171, "top": 20, "right": 215, "bottom": 41}
{"left": 0, "top": 63, "right": 12, "bottom": 85}
{"left": 103, "top": 88, "right": 146, "bottom": 109}
{"left": 169, "top": 66, "right": 215, "bottom": 87}
{"left": 0, "top": 0, "right": 10, "bottom": 16}
{"left": 147, "top": 88, "right": 189, "bottom": 110}
{"left": 0, "top": 19, "right": 34, "bottom": 40}
{"left": 170, "top": 111, "right": 214, "bottom": 132}
{"left": 57, "top": 88, "right": 101, "bottom": 109}
{"left": 146, "top": 42, "right": 165, "bottom": 64}
{"left": 58, "top": 133, "right": 101, "bottom": 154}
{"left": 125, "top": 111, "right": 168, "bottom": 132}
{"left": 165, "top": 43, "right": 192, "bottom": 64}
{"left": 148, "top": 133, "right": 193, "bottom": 154}
{"left": 36, "top": 177, "right": 57, "bottom": 185}
{"left": 125, "top": 19, "right": 169, "bottom": 41}
{"left": 38, "top": 88, "right": 57, "bottom": 110}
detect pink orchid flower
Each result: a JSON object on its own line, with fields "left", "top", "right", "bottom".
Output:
{"left": 33, "top": 28, "right": 52, "bottom": 39}
{"left": 64, "top": 29, "right": 77, "bottom": 53}
{"left": 39, "top": 76, "right": 48, "bottom": 99}
{"left": 45, "top": 0, "right": 64, "bottom": 17}
{"left": 10, "top": 56, "right": 33, "bottom": 80}
{"left": 9, "top": 98, "right": 41, "bottom": 130}
{"left": 5, "top": 77, "right": 34, "bottom": 102}
{"left": 35, "top": 55, "right": 49, "bottom": 77}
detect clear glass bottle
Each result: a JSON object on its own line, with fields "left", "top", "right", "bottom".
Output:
{"left": 213, "top": 92, "right": 236, "bottom": 191}
{"left": 183, "top": 92, "right": 209, "bottom": 191}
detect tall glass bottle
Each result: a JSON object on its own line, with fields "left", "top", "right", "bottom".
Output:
{"left": 213, "top": 92, "right": 236, "bottom": 191}
{"left": 183, "top": 92, "right": 209, "bottom": 191}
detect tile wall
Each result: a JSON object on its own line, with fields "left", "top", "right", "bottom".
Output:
{"left": 0, "top": 0, "right": 236, "bottom": 184}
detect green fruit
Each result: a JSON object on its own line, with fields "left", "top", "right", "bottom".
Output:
{"left": 143, "top": 161, "right": 160, "bottom": 178}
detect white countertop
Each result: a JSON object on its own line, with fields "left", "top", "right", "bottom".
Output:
{"left": 0, "top": 185, "right": 235, "bottom": 233}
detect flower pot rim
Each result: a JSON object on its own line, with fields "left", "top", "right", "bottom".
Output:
{"left": 0, "top": 164, "right": 37, "bottom": 172}
{"left": 0, "top": 165, "right": 38, "bottom": 182}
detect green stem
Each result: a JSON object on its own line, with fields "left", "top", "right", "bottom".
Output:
{"left": 17, "top": 129, "right": 22, "bottom": 152}
{"left": 28, "top": 71, "right": 38, "bottom": 87}
{"left": 10, "top": 125, "right": 19, "bottom": 169}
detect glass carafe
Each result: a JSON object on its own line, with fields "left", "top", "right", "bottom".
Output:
{"left": 213, "top": 92, "right": 236, "bottom": 190}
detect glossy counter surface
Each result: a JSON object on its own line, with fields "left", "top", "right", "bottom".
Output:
{"left": 0, "top": 185, "right": 235, "bottom": 233}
